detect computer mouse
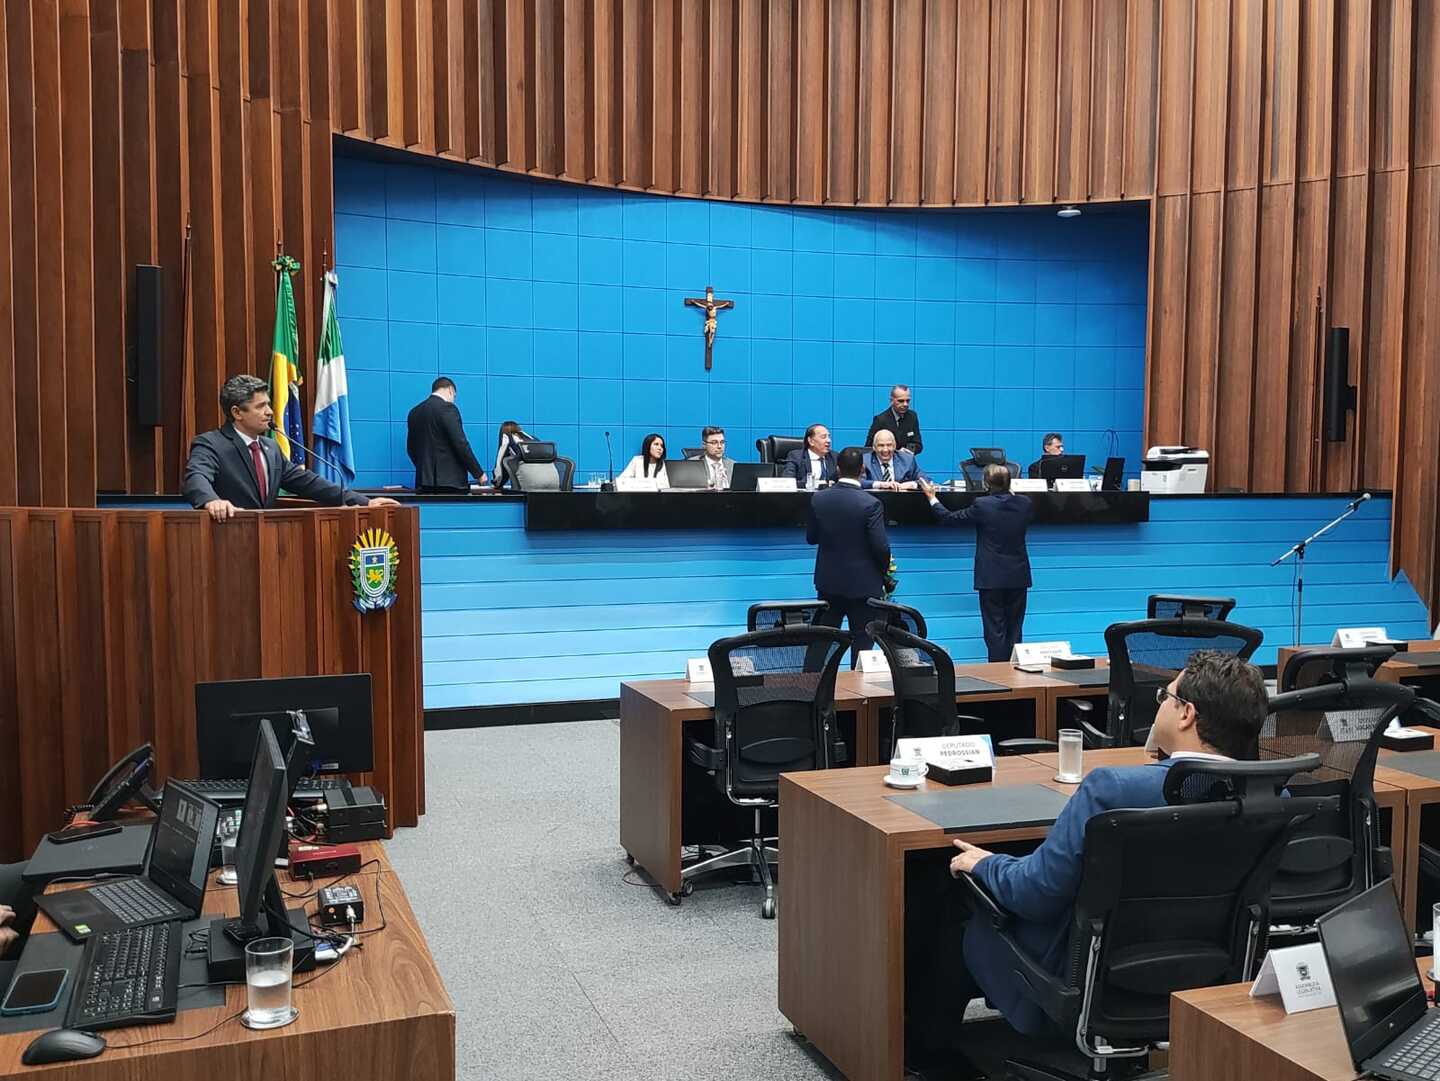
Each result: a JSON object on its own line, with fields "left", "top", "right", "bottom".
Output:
{"left": 21, "top": 1027, "right": 106, "bottom": 1065}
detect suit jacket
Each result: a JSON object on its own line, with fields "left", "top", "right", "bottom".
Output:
{"left": 805, "top": 481, "right": 890, "bottom": 600}
{"left": 406, "top": 394, "right": 487, "bottom": 490}
{"left": 930, "top": 491, "right": 1034, "bottom": 589}
{"left": 183, "top": 424, "right": 367, "bottom": 509}
{"left": 866, "top": 408, "right": 923, "bottom": 454}
{"left": 684, "top": 454, "right": 738, "bottom": 490}
{"left": 782, "top": 448, "right": 839, "bottom": 485}
{"left": 964, "top": 761, "right": 1179, "bottom": 1035}
{"left": 861, "top": 449, "right": 925, "bottom": 488}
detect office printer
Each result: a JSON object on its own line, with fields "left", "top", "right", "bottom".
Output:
{"left": 1140, "top": 446, "right": 1210, "bottom": 494}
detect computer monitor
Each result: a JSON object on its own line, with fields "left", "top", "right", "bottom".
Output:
{"left": 969, "top": 447, "right": 1007, "bottom": 467}
{"left": 663, "top": 458, "right": 710, "bottom": 489}
{"left": 730, "top": 462, "right": 779, "bottom": 492}
{"left": 1101, "top": 456, "right": 1125, "bottom": 491}
{"left": 225, "top": 719, "right": 289, "bottom": 945}
{"left": 195, "top": 674, "right": 373, "bottom": 777}
{"left": 1037, "top": 454, "right": 1086, "bottom": 480}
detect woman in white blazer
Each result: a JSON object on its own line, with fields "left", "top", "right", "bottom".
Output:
{"left": 618, "top": 433, "right": 669, "bottom": 487}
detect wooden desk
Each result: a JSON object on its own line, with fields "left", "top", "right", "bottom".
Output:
{"left": 617, "top": 677, "right": 869, "bottom": 899}
{"left": 1169, "top": 959, "right": 1433, "bottom": 1080}
{"left": 0, "top": 843, "right": 455, "bottom": 1080}
{"left": 777, "top": 747, "right": 1152, "bottom": 1081}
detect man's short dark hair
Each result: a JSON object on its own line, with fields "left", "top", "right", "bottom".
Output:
{"left": 220, "top": 374, "right": 268, "bottom": 417}
{"left": 983, "top": 464, "right": 1010, "bottom": 492}
{"left": 1043, "top": 432, "right": 1063, "bottom": 447}
{"left": 701, "top": 426, "right": 725, "bottom": 441}
{"left": 1176, "top": 650, "right": 1268, "bottom": 759}
{"left": 805, "top": 423, "right": 826, "bottom": 442}
{"left": 432, "top": 376, "right": 456, "bottom": 392}
{"left": 837, "top": 446, "right": 864, "bottom": 478}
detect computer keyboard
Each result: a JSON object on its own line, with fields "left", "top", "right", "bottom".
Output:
{"left": 89, "top": 878, "right": 184, "bottom": 924}
{"left": 179, "top": 776, "right": 351, "bottom": 802}
{"left": 1380, "top": 1011, "right": 1440, "bottom": 1079}
{"left": 66, "top": 921, "right": 182, "bottom": 1031}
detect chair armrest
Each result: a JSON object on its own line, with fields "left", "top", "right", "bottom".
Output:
{"left": 1375, "top": 846, "right": 1394, "bottom": 881}
{"left": 995, "top": 738, "right": 1059, "bottom": 756}
{"left": 1079, "top": 720, "right": 1115, "bottom": 748}
{"left": 684, "top": 736, "right": 724, "bottom": 771}
{"left": 954, "top": 871, "right": 1012, "bottom": 931}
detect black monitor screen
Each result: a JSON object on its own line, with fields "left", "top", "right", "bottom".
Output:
{"left": 148, "top": 781, "right": 219, "bottom": 910}
{"left": 663, "top": 459, "right": 710, "bottom": 489}
{"left": 195, "top": 674, "right": 372, "bottom": 777}
{"left": 230, "top": 719, "right": 289, "bottom": 938}
{"left": 1102, "top": 457, "right": 1125, "bottom": 491}
{"left": 1318, "top": 882, "right": 1428, "bottom": 1065}
{"left": 1038, "top": 454, "right": 1086, "bottom": 480}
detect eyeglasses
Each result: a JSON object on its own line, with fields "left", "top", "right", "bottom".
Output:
{"left": 1155, "top": 687, "right": 1192, "bottom": 709}
{"left": 705, "top": 438, "right": 726, "bottom": 446}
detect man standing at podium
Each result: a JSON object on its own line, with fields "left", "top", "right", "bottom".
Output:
{"left": 184, "top": 374, "right": 397, "bottom": 522}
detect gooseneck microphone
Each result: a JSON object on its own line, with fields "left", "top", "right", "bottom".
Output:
{"left": 1347, "top": 491, "right": 1372, "bottom": 511}
{"left": 603, "top": 431, "right": 615, "bottom": 492}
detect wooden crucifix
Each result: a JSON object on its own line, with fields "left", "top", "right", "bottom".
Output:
{"left": 683, "top": 285, "right": 735, "bottom": 371}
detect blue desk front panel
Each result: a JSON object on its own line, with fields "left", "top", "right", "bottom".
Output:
{"left": 420, "top": 494, "right": 1430, "bottom": 710}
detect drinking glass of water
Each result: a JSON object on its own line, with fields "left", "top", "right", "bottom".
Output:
{"left": 242, "top": 937, "right": 298, "bottom": 1030}
{"left": 1056, "top": 729, "right": 1084, "bottom": 784}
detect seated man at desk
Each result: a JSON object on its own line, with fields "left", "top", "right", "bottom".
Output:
{"left": 862, "top": 430, "right": 925, "bottom": 490}
{"left": 911, "top": 651, "right": 1269, "bottom": 1055}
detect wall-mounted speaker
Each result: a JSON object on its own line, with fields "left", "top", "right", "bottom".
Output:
{"left": 133, "top": 265, "right": 163, "bottom": 427}
{"left": 1323, "top": 326, "right": 1355, "bottom": 443}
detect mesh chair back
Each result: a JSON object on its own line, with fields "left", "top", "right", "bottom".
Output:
{"left": 1279, "top": 646, "right": 1395, "bottom": 692}
{"left": 707, "top": 627, "right": 852, "bottom": 803}
{"left": 506, "top": 456, "right": 575, "bottom": 491}
{"left": 1251, "top": 679, "right": 1413, "bottom": 923}
{"left": 865, "top": 598, "right": 928, "bottom": 638}
{"left": 867, "top": 622, "right": 963, "bottom": 757}
{"left": 960, "top": 459, "right": 987, "bottom": 491}
{"left": 1146, "top": 594, "right": 1237, "bottom": 621}
{"left": 682, "top": 447, "right": 703, "bottom": 459}
{"left": 1102, "top": 618, "right": 1263, "bottom": 746}
{"left": 747, "top": 600, "right": 830, "bottom": 632}
{"left": 759, "top": 434, "right": 805, "bottom": 464}
{"left": 1067, "top": 799, "right": 1305, "bottom": 1046}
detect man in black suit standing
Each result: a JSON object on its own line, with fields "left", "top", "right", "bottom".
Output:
{"left": 782, "top": 423, "right": 839, "bottom": 488}
{"left": 866, "top": 384, "right": 922, "bottom": 454}
{"left": 183, "top": 374, "right": 397, "bottom": 522}
{"left": 920, "top": 466, "right": 1034, "bottom": 661}
{"left": 807, "top": 446, "right": 891, "bottom": 657}
{"left": 406, "top": 376, "right": 490, "bottom": 492}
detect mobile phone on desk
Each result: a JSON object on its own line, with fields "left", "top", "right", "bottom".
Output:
{"left": 46, "top": 821, "right": 123, "bottom": 845}
{"left": 1, "top": 970, "right": 68, "bottom": 1016}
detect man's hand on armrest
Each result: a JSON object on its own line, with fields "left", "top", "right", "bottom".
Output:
{"left": 949, "top": 838, "right": 993, "bottom": 877}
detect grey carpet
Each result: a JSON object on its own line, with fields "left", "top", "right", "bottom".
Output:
{"left": 386, "top": 720, "right": 1085, "bottom": 1081}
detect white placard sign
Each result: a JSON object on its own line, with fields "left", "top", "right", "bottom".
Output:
{"left": 1332, "top": 626, "right": 1388, "bottom": 648}
{"left": 1053, "top": 478, "right": 1091, "bottom": 492}
{"left": 896, "top": 735, "right": 996, "bottom": 775}
{"left": 857, "top": 649, "right": 889, "bottom": 673}
{"left": 1250, "top": 943, "right": 1336, "bottom": 1014}
{"left": 1012, "top": 641, "right": 1074, "bottom": 667}
{"left": 685, "top": 658, "right": 713, "bottom": 684}
{"left": 756, "top": 477, "right": 798, "bottom": 492}
{"left": 615, "top": 476, "right": 660, "bottom": 492}
{"left": 1010, "top": 479, "right": 1047, "bottom": 493}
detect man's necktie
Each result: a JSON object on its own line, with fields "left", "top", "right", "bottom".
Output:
{"left": 249, "top": 439, "right": 268, "bottom": 504}
{"left": 715, "top": 462, "right": 727, "bottom": 488}
{"left": 883, "top": 462, "right": 893, "bottom": 483}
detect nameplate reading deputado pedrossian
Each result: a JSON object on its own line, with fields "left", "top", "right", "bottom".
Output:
{"left": 897, "top": 735, "right": 995, "bottom": 785}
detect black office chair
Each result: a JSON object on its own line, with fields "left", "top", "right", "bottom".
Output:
{"left": 865, "top": 598, "right": 927, "bottom": 638}
{"left": 503, "top": 444, "right": 575, "bottom": 491}
{"left": 956, "top": 754, "right": 1318, "bottom": 1081}
{"left": 682, "top": 626, "right": 851, "bottom": 918}
{"left": 1090, "top": 618, "right": 1263, "bottom": 748}
{"left": 867, "top": 622, "right": 1055, "bottom": 760}
{"left": 1145, "top": 594, "right": 1236, "bottom": 621}
{"left": 1278, "top": 645, "right": 1395, "bottom": 691}
{"left": 681, "top": 447, "right": 703, "bottom": 459}
{"left": 746, "top": 600, "right": 830, "bottom": 632}
{"left": 757, "top": 434, "right": 805, "bottom": 465}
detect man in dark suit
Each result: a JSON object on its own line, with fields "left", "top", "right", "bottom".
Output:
{"left": 406, "top": 376, "right": 489, "bottom": 492}
{"left": 865, "top": 384, "right": 922, "bottom": 454}
{"left": 861, "top": 429, "right": 926, "bottom": 490}
{"left": 806, "top": 446, "right": 890, "bottom": 657}
{"left": 920, "top": 465, "right": 1033, "bottom": 661}
{"left": 1026, "top": 431, "right": 1064, "bottom": 479}
{"left": 184, "top": 374, "right": 397, "bottom": 522}
{"left": 782, "top": 423, "right": 839, "bottom": 488}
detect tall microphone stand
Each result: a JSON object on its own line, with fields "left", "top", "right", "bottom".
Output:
{"left": 1271, "top": 494, "right": 1372, "bottom": 646}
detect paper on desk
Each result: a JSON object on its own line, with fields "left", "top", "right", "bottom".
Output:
{"left": 1250, "top": 942, "right": 1336, "bottom": 1014}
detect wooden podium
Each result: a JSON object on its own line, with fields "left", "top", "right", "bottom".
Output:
{"left": 0, "top": 505, "right": 425, "bottom": 861}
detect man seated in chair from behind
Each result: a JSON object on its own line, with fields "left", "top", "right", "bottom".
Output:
{"left": 921, "top": 651, "right": 1269, "bottom": 1046}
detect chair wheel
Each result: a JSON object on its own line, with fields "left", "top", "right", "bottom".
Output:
{"left": 762, "top": 897, "right": 776, "bottom": 919}
{"left": 624, "top": 852, "right": 635, "bottom": 865}
{"left": 665, "top": 891, "right": 683, "bottom": 906}
{"left": 680, "top": 880, "right": 695, "bottom": 897}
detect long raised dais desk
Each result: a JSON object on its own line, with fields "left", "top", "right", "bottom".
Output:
{"left": 0, "top": 841, "right": 454, "bottom": 1080}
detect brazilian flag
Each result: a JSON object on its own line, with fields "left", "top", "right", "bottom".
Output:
{"left": 269, "top": 254, "right": 304, "bottom": 463}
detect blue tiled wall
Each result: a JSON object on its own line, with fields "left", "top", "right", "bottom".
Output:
{"left": 419, "top": 496, "right": 1429, "bottom": 709}
{"left": 333, "top": 154, "right": 1149, "bottom": 487}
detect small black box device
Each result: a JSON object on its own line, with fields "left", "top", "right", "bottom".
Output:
{"left": 317, "top": 884, "right": 365, "bottom": 927}
{"left": 325, "top": 786, "right": 386, "bottom": 828}
{"left": 325, "top": 821, "right": 388, "bottom": 843}
{"left": 1050, "top": 654, "right": 1096, "bottom": 671}
{"left": 924, "top": 761, "right": 994, "bottom": 786}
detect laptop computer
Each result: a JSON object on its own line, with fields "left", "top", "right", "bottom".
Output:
{"left": 1101, "top": 456, "right": 1125, "bottom": 491}
{"left": 730, "top": 462, "right": 779, "bottom": 492}
{"left": 1317, "top": 881, "right": 1440, "bottom": 1080}
{"left": 663, "top": 458, "right": 711, "bottom": 489}
{"left": 37, "top": 780, "right": 221, "bottom": 943}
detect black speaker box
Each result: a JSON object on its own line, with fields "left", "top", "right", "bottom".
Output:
{"left": 133, "top": 264, "right": 163, "bottom": 427}
{"left": 1323, "top": 326, "right": 1353, "bottom": 442}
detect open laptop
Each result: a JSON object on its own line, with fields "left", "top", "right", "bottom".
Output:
{"left": 37, "top": 780, "right": 221, "bottom": 943}
{"left": 663, "top": 458, "right": 711, "bottom": 489}
{"left": 1317, "top": 881, "right": 1440, "bottom": 1080}
{"left": 730, "top": 462, "right": 779, "bottom": 492}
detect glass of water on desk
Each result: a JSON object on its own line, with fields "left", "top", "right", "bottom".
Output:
{"left": 242, "top": 937, "right": 299, "bottom": 1030}
{"left": 1056, "top": 729, "right": 1084, "bottom": 784}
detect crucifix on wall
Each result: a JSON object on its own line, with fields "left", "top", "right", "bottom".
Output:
{"left": 683, "top": 285, "right": 735, "bottom": 371}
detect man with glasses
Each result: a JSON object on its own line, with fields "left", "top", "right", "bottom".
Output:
{"left": 903, "top": 651, "right": 1268, "bottom": 1062}
{"left": 693, "top": 426, "right": 735, "bottom": 490}
{"left": 866, "top": 384, "right": 922, "bottom": 455}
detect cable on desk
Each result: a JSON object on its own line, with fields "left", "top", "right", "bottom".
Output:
{"left": 106, "top": 1006, "right": 248, "bottom": 1050}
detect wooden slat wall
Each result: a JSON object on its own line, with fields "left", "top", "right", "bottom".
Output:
{"left": 1, "top": 1, "right": 1439, "bottom": 615}
{"left": 0, "top": 505, "right": 424, "bottom": 862}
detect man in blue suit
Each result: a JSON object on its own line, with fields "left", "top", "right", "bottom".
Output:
{"left": 783, "top": 423, "right": 839, "bottom": 488}
{"left": 862, "top": 429, "right": 926, "bottom": 490}
{"left": 942, "top": 651, "right": 1270, "bottom": 1038}
{"left": 921, "top": 466, "right": 1033, "bottom": 661}
{"left": 806, "top": 446, "right": 890, "bottom": 656}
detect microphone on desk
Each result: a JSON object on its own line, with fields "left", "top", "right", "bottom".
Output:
{"left": 1347, "top": 492, "right": 1372, "bottom": 511}
{"left": 268, "top": 423, "right": 350, "bottom": 480}
{"left": 602, "top": 431, "right": 616, "bottom": 493}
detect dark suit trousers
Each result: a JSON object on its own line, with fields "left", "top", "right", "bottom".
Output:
{"left": 817, "top": 594, "right": 877, "bottom": 659}
{"left": 978, "top": 588, "right": 1027, "bottom": 662}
